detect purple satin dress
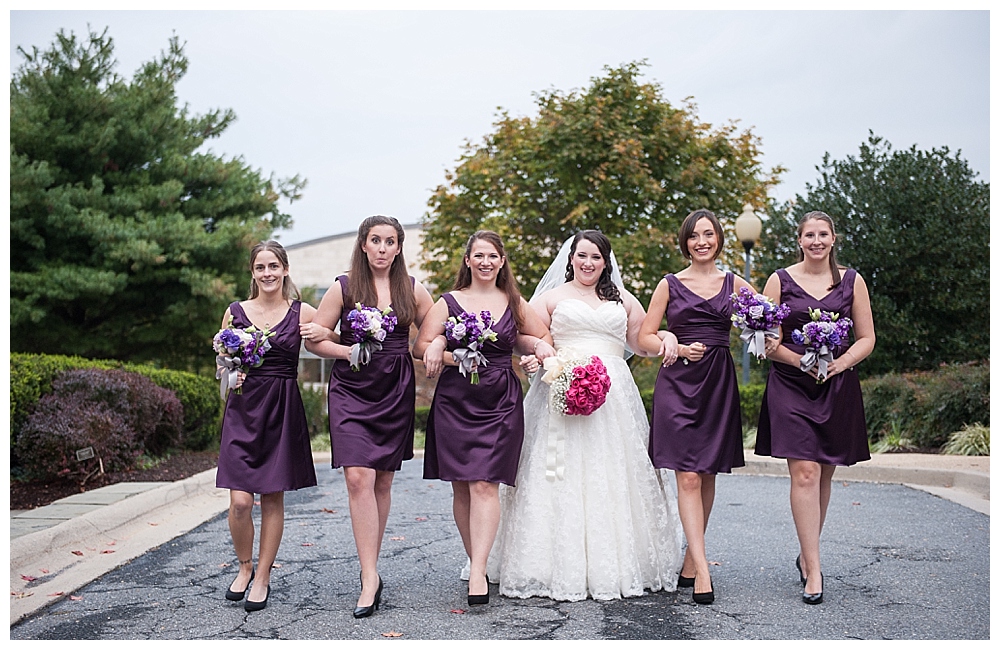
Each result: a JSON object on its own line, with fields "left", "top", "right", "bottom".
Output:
{"left": 755, "top": 268, "right": 870, "bottom": 466}
{"left": 216, "top": 300, "right": 318, "bottom": 494}
{"left": 327, "top": 275, "right": 415, "bottom": 471}
{"left": 423, "top": 294, "right": 524, "bottom": 485}
{"left": 649, "top": 273, "right": 745, "bottom": 474}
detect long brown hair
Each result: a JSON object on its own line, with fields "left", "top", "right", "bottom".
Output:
{"left": 347, "top": 215, "right": 416, "bottom": 327}
{"left": 796, "top": 211, "right": 842, "bottom": 289}
{"left": 248, "top": 240, "right": 300, "bottom": 301}
{"left": 564, "top": 230, "right": 622, "bottom": 303}
{"left": 453, "top": 230, "right": 526, "bottom": 331}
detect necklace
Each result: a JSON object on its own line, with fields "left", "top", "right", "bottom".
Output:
{"left": 252, "top": 301, "right": 288, "bottom": 329}
{"left": 570, "top": 282, "right": 594, "bottom": 297}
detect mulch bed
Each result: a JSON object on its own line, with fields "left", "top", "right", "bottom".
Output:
{"left": 10, "top": 449, "right": 220, "bottom": 512}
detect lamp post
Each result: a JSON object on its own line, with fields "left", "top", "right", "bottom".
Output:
{"left": 734, "top": 203, "right": 762, "bottom": 385}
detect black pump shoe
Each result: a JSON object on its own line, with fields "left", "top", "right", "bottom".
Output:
{"left": 226, "top": 569, "right": 255, "bottom": 601}
{"left": 467, "top": 574, "right": 490, "bottom": 606}
{"left": 795, "top": 556, "right": 806, "bottom": 586}
{"left": 244, "top": 585, "right": 270, "bottom": 612}
{"left": 353, "top": 575, "right": 383, "bottom": 618}
{"left": 802, "top": 574, "right": 823, "bottom": 605}
{"left": 692, "top": 576, "right": 714, "bottom": 605}
{"left": 677, "top": 574, "right": 696, "bottom": 589}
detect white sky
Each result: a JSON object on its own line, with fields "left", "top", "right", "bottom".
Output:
{"left": 8, "top": 4, "right": 992, "bottom": 246}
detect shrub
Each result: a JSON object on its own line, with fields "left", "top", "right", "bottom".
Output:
{"left": 739, "top": 383, "right": 766, "bottom": 428}
{"left": 125, "top": 365, "right": 222, "bottom": 451}
{"left": 414, "top": 405, "right": 431, "bottom": 435}
{"left": 15, "top": 368, "right": 186, "bottom": 482}
{"left": 941, "top": 423, "right": 989, "bottom": 456}
{"left": 862, "top": 360, "right": 989, "bottom": 450}
{"left": 299, "top": 382, "right": 329, "bottom": 438}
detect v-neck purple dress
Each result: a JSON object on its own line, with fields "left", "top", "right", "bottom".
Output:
{"left": 755, "top": 268, "right": 870, "bottom": 466}
{"left": 423, "top": 293, "right": 525, "bottom": 485}
{"left": 216, "top": 300, "right": 318, "bottom": 494}
{"left": 649, "top": 273, "right": 745, "bottom": 474}
{"left": 327, "top": 274, "right": 416, "bottom": 472}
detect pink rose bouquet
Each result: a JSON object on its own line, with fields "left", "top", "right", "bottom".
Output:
{"left": 542, "top": 355, "right": 612, "bottom": 416}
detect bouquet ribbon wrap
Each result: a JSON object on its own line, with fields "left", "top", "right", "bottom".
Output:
{"left": 216, "top": 354, "right": 242, "bottom": 400}
{"left": 350, "top": 341, "right": 382, "bottom": 372}
{"left": 800, "top": 345, "right": 834, "bottom": 382}
{"left": 452, "top": 343, "right": 488, "bottom": 384}
{"left": 740, "top": 326, "right": 780, "bottom": 360}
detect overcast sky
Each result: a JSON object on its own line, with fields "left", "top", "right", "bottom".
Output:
{"left": 9, "top": 7, "right": 991, "bottom": 246}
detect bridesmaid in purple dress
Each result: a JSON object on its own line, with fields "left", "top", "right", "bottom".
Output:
{"left": 217, "top": 240, "right": 330, "bottom": 612}
{"left": 305, "top": 215, "right": 435, "bottom": 618}
{"left": 756, "top": 211, "right": 876, "bottom": 605}
{"left": 413, "top": 231, "right": 553, "bottom": 606}
{"left": 638, "top": 209, "right": 759, "bottom": 605}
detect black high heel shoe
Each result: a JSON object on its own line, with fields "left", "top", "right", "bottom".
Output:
{"left": 802, "top": 573, "right": 823, "bottom": 605}
{"left": 244, "top": 585, "right": 270, "bottom": 612}
{"left": 353, "top": 574, "right": 383, "bottom": 618}
{"left": 467, "top": 574, "right": 490, "bottom": 606}
{"left": 677, "top": 574, "right": 696, "bottom": 589}
{"left": 692, "top": 576, "right": 714, "bottom": 605}
{"left": 795, "top": 556, "right": 806, "bottom": 586}
{"left": 225, "top": 568, "right": 255, "bottom": 601}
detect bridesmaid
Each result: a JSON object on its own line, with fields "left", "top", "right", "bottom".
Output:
{"left": 305, "top": 215, "right": 435, "bottom": 618}
{"left": 638, "top": 209, "right": 760, "bottom": 606}
{"left": 216, "top": 240, "right": 328, "bottom": 612}
{"left": 413, "top": 230, "right": 553, "bottom": 606}
{"left": 757, "top": 210, "right": 876, "bottom": 605}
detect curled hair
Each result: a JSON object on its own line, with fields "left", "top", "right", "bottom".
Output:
{"left": 248, "top": 240, "right": 300, "bottom": 301}
{"left": 347, "top": 215, "right": 416, "bottom": 327}
{"left": 564, "top": 230, "right": 621, "bottom": 303}
{"left": 454, "top": 230, "right": 526, "bottom": 331}
{"left": 796, "top": 211, "right": 842, "bottom": 289}
{"left": 678, "top": 209, "right": 724, "bottom": 260}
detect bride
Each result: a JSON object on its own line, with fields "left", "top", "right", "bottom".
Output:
{"left": 486, "top": 230, "right": 685, "bottom": 601}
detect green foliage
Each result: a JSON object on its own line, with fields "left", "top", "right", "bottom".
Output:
{"left": 941, "top": 423, "right": 989, "bottom": 456}
{"left": 860, "top": 361, "right": 989, "bottom": 450}
{"left": 420, "top": 61, "right": 782, "bottom": 304}
{"left": 299, "top": 382, "right": 329, "bottom": 438}
{"left": 9, "top": 28, "right": 305, "bottom": 368}
{"left": 9, "top": 352, "right": 221, "bottom": 451}
{"left": 414, "top": 405, "right": 431, "bottom": 436}
{"left": 738, "top": 382, "right": 766, "bottom": 429}
{"left": 757, "top": 133, "right": 989, "bottom": 375}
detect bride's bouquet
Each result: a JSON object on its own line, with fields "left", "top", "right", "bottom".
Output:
{"left": 445, "top": 310, "right": 498, "bottom": 384}
{"left": 347, "top": 302, "right": 398, "bottom": 371}
{"left": 792, "top": 308, "right": 853, "bottom": 383}
{"left": 214, "top": 316, "right": 275, "bottom": 399}
{"left": 730, "top": 287, "right": 790, "bottom": 360}
{"left": 541, "top": 354, "right": 612, "bottom": 416}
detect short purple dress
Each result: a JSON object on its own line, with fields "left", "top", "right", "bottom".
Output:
{"left": 216, "top": 300, "right": 318, "bottom": 494}
{"left": 649, "top": 273, "right": 745, "bottom": 474}
{"left": 423, "top": 294, "right": 524, "bottom": 485}
{"left": 755, "top": 268, "right": 870, "bottom": 466}
{"left": 327, "top": 275, "right": 415, "bottom": 471}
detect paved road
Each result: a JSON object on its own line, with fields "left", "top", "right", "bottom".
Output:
{"left": 9, "top": 459, "right": 990, "bottom": 640}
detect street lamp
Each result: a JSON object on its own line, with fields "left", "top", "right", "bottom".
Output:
{"left": 734, "top": 203, "right": 762, "bottom": 385}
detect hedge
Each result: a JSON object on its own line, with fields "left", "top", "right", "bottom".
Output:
{"left": 10, "top": 353, "right": 222, "bottom": 452}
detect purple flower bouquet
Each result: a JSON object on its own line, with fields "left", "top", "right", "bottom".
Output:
{"left": 791, "top": 308, "right": 854, "bottom": 382}
{"left": 445, "top": 310, "right": 498, "bottom": 384}
{"left": 730, "top": 287, "right": 791, "bottom": 360}
{"left": 213, "top": 316, "right": 275, "bottom": 399}
{"left": 347, "top": 302, "right": 397, "bottom": 371}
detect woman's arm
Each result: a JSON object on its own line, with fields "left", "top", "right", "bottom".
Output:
{"left": 304, "top": 279, "right": 352, "bottom": 361}
{"left": 638, "top": 279, "right": 669, "bottom": 357}
{"left": 413, "top": 298, "right": 450, "bottom": 378}
{"left": 411, "top": 281, "right": 436, "bottom": 330}
{"left": 762, "top": 272, "right": 800, "bottom": 368}
{"left": 821, "top": 273, "right": 876, "bottom": 379}
{"left": 513, "top": 297, "right": 555, "bottom": 360}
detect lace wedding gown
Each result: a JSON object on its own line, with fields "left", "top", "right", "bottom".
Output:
{"left": 485, "top": 298, "right": 684, "bottom": 601}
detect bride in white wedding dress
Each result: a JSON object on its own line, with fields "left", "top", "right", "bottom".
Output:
{"left": 485, "top": 230, "right": 684, "bottom": 602}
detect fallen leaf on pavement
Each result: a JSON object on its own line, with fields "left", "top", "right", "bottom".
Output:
{"left": 381, "top": 631, "right": 403, "bottom": 638}
{"left": 40, "top": 569, "right": 50, "bottom": 574}
{"left": 69, "top": 595, "right": 83, "bottom": 601}
{"left": 107, "top": 541, "right": 116, "bottom": 546}
{"left": 450, "top": 609, "right": 466, "bottom": 614}
{"left": 709, "top": 561, "right": 721, "bottom": 566}
{"left": 852, "top": 502, "right": 861, "bottom": 506}
{"left": 321, "top": 508, "right": 337, "bottom": 514}
{"left": 21, "top": 575, "right": 37, "bottom": 582}
{"left": 12, "top": 591, "right": 33, "bottom": 599}
{"left": 100, "top": 550, "right": 115, "bottom": 554}
{"left": 390, "top": 536, "right": 405, "bottom": 541}
{"left": 301, "top": 542, "right": 314, "bottom": 547}
{"left": 415, "top": 517, "right": 428, "bottom": 522}
{"left": 47, "top": 592, "right": 65, "bottom": 597}
{"left": 71, "top": 551, "right": 84, "bottom": 556}
{"left": 148, "top": 522, "right": 159, "bottom": 526}
{"left": 220, "top": 563, "right": 231, "bottom": 568}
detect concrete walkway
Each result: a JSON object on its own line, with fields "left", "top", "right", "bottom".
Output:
{"left": 8, "top": 451, "right": 989, "bottom": 626}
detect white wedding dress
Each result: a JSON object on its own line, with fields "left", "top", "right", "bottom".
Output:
{"left": 485, "top": 298, "right": 684, "bottom": 601}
